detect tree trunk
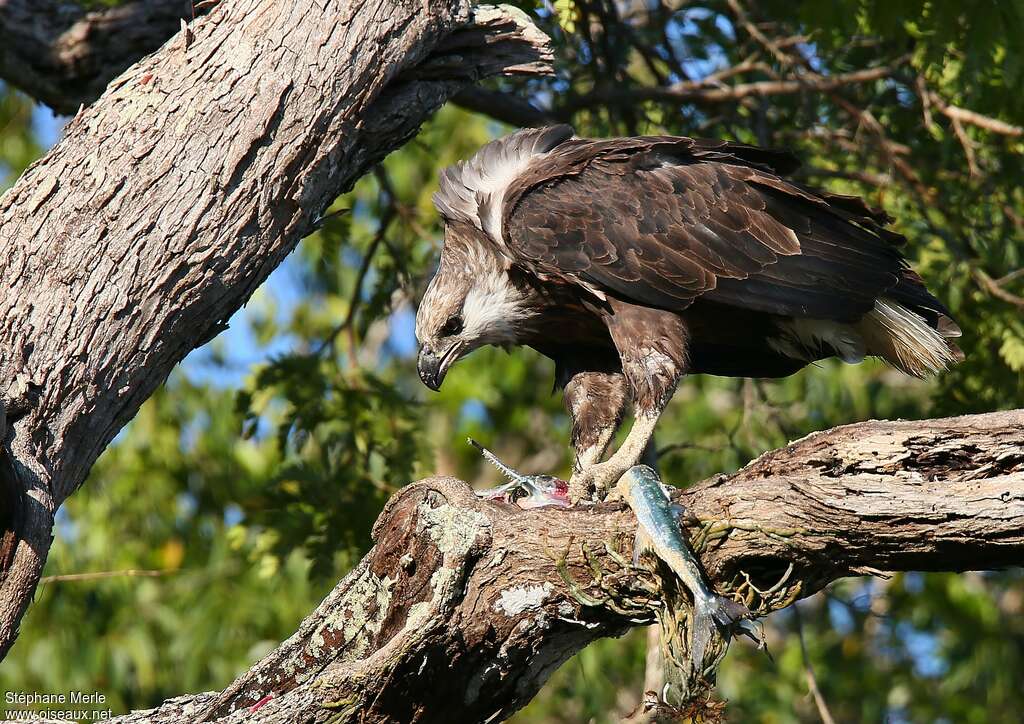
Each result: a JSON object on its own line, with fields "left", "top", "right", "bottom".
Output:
{"left": 101, "top": 409, "right": 1023, "bottom": 723}
{"left": 0, "top": 0, "right": 553, "bottom": 660}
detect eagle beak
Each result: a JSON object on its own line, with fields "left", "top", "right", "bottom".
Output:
{"left": 417, "top": 344, "right": 456, "bottom": 391}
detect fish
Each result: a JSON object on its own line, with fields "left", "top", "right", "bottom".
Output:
{"left": 617, "top": 465, "right": 752, "bottom": 689}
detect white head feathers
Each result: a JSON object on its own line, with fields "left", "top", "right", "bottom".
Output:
{"left": 416, "top": 228, "right": 538, "bottom": 349}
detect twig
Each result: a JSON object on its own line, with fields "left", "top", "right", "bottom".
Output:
{"left": 729, "top": 0, "right": 919, "bottom": 199}
{"left": 316, "top": 167, "right": 398, "bottom": 359}
{"left": 563, "top": 65, "right": 899, "bottom": 112}
{"left": 913, "top": 76, "right": 1020, "bottom": 178}
{"left": 656, "top": 441, "right": 718, "bottom": 457}
{"left": 935, "top": 98, "right": 1024, "bottom": 137}
{"left": 995, "top": 268, "right": 1024, "bottom": 286}
{"left": 41, "top": 569, "right": 171, "bottom": 584}
{"left": 915, "top": 75, "right": 934, "bottom": 129}
{"left": 950, "top": 115, "right": 980, "bottom": 177}
{"left": 973, "top": 268, "right": 1024, "bottom": 308}
{"left": 774, "top": 34, "right": 811, "bottom": 49}
{"left": 800, "top": 165, "right": 891, "bottom": 187}
{"left": 687, "top": 55, "right": 768, "bottom": 87}
{"left": 793, "top": 602, "right": 837, "bottom": 724}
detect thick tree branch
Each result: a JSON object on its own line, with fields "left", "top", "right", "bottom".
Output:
{"left": 0, "top": 0, "right": 552, "bottom": 659}
{"left": 452, "top": 86, "right": 557, "bottom": 127}
{"left": 108, "top": 410, "right": 1023, "bottom": 723}
{"left": 0, "top": 0, "right": 553, "bottom": 130}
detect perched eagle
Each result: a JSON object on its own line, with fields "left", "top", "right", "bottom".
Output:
{"left": 415, "top": 125, "right": 962, "bottom": 502}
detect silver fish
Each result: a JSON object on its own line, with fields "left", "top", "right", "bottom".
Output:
{"left": 617, "top": 465, "right": 751, "bottom": 686}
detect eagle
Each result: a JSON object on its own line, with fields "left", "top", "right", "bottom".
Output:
{"left": 415, "top": 125, "right": 962, "bottom": 502}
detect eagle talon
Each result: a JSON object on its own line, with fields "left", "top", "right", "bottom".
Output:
{"left": 568, "top": 462, "right": 631, "bottom": 504}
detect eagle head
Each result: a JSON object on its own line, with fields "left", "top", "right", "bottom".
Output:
{"left": 415, "top": 224, "right": 536, "bottom": 391}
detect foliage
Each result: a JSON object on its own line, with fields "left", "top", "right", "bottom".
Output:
{"left": 2, "top": 0, "right": 1023, "bottom": 720}
{"left": 0, "top": 83, "right": 42, "bottom": 187}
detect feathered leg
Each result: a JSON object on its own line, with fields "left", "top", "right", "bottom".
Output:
{"left": 569, "top": 302, "right": 688, "bottom": 501}
{"left": 556, "top": 355, "right": 630, "bottom": 503}
{"left": 565, "top": 371, "right": 629, "bottom": 472}
{"left": 472, "top": 350, "right": 631, "bottom": 507}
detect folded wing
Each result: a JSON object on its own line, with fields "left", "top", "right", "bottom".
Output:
{"left": 503, "top": 135, "right": 931, "bottom": 325}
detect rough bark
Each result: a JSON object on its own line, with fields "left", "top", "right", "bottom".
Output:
{"left": 104, "top": 409, "right": 1024, "bottom": 723}
{"left": 0, "top": 0, "right": 548, "bottom": 130}
{"left": 3, "top": 4, "right": 1022, "bottom": 720}
{"left": 0, "top": 0, "right": 552, "bottom": 659}
{"left": 0, "top": 0, "right": 204, "bottom": 114}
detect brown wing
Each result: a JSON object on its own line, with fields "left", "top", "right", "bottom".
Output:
{"left": 503, "top": 135, "right": 937, "bottom": 324}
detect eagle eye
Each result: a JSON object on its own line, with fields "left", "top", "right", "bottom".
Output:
{"left": 439, "top": 315, "right": 464, "bottom": 337}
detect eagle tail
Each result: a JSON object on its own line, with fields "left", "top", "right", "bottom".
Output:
{"left": 856, "top": 297, "right": 964, "bottom": 378}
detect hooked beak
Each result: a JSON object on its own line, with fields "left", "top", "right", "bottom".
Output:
{"left": 417, "top": 343, "right": 459, "bottom": 391}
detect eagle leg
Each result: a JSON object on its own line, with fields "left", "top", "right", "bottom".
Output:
{"left": 570, "top": 302, "right": 689, "bottom": 502}
{"left": 569, "top": 410, "right": 663, "bottom": 501}
{"left": 468, "top": 438, "right": 570, "bottom": 509}
{"left": 559, "top": 366, "right": 629, "bottom": 503}
{"left": 617, "top": 465, "right": 752, "bottom": 684}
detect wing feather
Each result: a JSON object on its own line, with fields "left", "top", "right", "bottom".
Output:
{"left": 503, "top": 134, "right": 918, "bottom": 321}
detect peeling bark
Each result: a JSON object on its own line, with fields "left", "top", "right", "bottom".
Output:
{"left": 0, "top": 0, "right": 552, "bottom": 660}
{"left": 108, "top": 409, "right": 1024, "bottom": 723}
